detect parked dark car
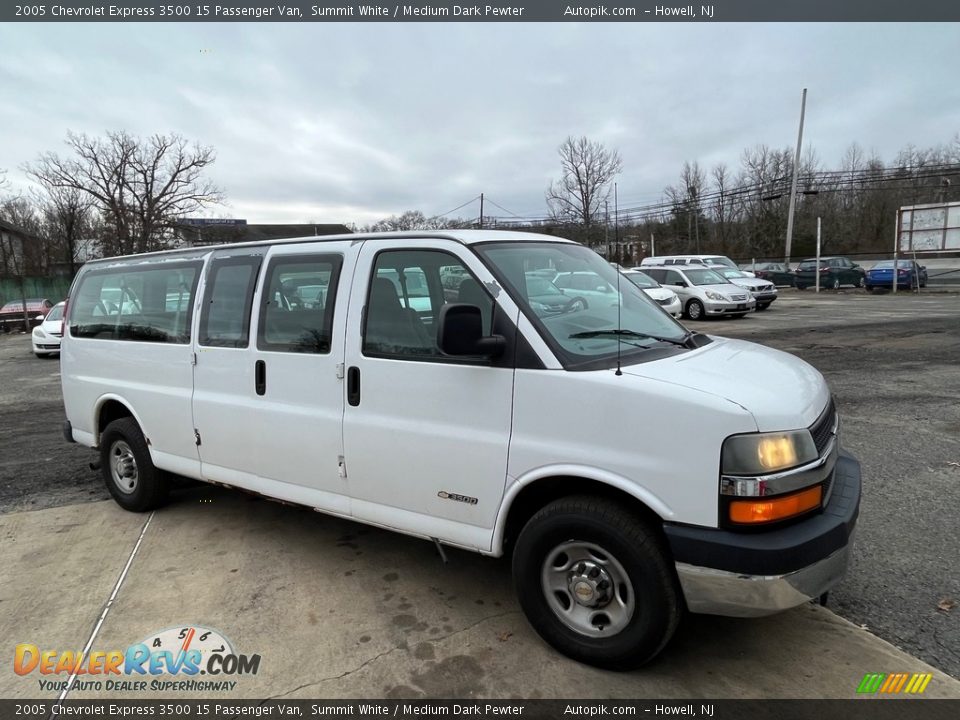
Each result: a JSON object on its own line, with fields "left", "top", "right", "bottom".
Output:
{"left": 794, "top": 257, "right": 866, "bottom": 290}
{"left": 0, "top": 298, "right": 54, "bottom": 333}
{"left": 865, "top": 260, "right": 928, "bottom": 291}
{"left": 745, "top": 262, "right": 796, "bottom": 287}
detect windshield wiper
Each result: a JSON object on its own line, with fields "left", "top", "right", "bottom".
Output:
{"left": 569, "top": 329, "right": 691, "bottom": 348}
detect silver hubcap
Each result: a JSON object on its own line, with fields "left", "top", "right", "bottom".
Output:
{"left": 542, "top": 541, "right": 635, "bottom": 637}
{"left": 689, "top": 302, "right": 701, "bottom": 319}
{"left": 110, "top": 440, "right": 138, "bottom": 494}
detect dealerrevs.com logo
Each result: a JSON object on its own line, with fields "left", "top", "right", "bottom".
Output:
{"left": 14, "top": 625, "right": 260, "bottom": 693}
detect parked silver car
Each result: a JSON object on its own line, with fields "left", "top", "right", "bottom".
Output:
{"left": 641, "top": 266, "right": 755, "bottom": 320}
{"left": 708, "top": 267, "right": 778, "bottom": 310}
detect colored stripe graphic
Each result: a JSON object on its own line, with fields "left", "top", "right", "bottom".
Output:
{"left": 858, "top": 672, "right": 932, "bottom": 695}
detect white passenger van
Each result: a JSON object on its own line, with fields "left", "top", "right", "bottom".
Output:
{"left": 60, "top": 231, "right": 860, "bottom": 669}
{"left": 639, "top": 254, "right": 754, "bottom": 276}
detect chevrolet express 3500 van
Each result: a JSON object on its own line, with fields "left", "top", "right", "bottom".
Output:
{"left": 60, "top": 231, "right": 861, "bottom": 669}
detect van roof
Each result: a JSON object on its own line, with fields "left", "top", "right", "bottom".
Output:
{"left": 81, "top": 229, "right": 574, "bottom": 266}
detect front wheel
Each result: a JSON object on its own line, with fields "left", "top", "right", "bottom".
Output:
{"left": 857, "top": 276, "right": 866, "bottom": 288}
{"left": 756, "top": 303, "right": 770, "bottom": 311}
{"left": 512, "top": 496, "right": 681, "bottom": 670}
{"left": 831, "top": 278, "right": 841, "bottom": 290}
{"left": 100, "top": 417, "right": 169, "bottom": 512}
{"left": 685, "top": 299, "right": 705, "bottom": 321}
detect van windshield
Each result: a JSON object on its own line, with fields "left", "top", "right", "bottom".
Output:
{"left": 476, "top": 242, "right": 692, "bottom": 368}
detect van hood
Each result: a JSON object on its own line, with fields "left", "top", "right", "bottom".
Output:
{"left": 696, "top": 284, "right": 752, "bottom": 300}
{"left": 623, "top": 336, "right": 829, "bottom": 431}
{"left": 644, "top": 287, "right": 678, "bottom": 302}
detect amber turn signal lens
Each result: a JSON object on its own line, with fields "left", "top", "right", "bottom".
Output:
{"left": 729, "top": 485, "right": 822, "bottom": 524}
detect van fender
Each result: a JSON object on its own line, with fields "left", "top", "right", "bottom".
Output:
{"left": 92, "top": 394, "right": 150, "bottom": 452}
{"left": 490, "top": 464, "right": 676, "bottom": 556}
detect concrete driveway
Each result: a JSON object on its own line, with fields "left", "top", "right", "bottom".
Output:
{"left": 3, "top": 487, "right": 959, "bottom": 701}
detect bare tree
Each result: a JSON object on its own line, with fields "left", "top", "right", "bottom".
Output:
{"left": 27, "top": 131, "right": 223, "bottom": 256}
{"left": 545, "top": 136, "right": 622, "bottom": 228}
{"left": 363, "top": 210, "right": 467, "bottom": 232}
{"left": 36, "top": 186, "right": 93, "bottom": 274}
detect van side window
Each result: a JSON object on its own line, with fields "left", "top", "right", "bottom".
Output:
{"left": 257, "top": 254, "right": 342, "bottom": 354}
{"left": 363, "top": 249, "right": 493, "bottom": 360}
{"left": 70, "top": 263, "right": 201, "bottom": 343}
{"left": 199, "top": 257, "right": 262, "bottom": 348}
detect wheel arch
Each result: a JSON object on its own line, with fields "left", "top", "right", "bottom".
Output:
{"left": 93, "top": 396, "right": 145, "bottom": 448}
{"left": 492, "top": 469, "right": 673, "bottom": 557}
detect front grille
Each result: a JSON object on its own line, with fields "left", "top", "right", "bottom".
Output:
{"left": 810, "top": 398, "right": 837, "bottom": 455}
{"left": 731, "top": 294, "right": 747, "bottom": 301}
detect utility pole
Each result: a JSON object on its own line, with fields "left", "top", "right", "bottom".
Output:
{"left": 478, "top": 193, "right": 484, "bottom": 229}
{"left": 784, "top": 88, "right": 807, "bottom": 269}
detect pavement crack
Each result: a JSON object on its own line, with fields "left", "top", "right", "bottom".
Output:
{"left": 261, "top": 611, "right": 520, "bottom": 701}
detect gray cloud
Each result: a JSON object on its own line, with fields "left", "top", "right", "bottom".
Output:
{"left": 1, "top": 22, "right": 957, "bottom": 226}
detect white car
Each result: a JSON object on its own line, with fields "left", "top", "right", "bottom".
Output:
{"left": 708, "top": 266, "right": 778, "bottom": 310}
{"left": 641, "top": 266, "right": 756, "bottom": 320}
{"left": 31, "top": 301, "right": 65, "bottom": 357}
{"left": 622, "top": 270, "right": 682, "bottom": 318}
{"left": 639, "top": 254, "right": 755, "bottom": 277}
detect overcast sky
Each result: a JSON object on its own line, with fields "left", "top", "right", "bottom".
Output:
{"left": 1, "top": 22, "right": 957, "bottom": 227}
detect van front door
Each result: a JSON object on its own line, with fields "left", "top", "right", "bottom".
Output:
{"left": 341, "top": 240, "right": 516, "bottom": 550}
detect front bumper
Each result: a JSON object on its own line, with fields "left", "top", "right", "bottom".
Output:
{"left": 665, "top": 450, "right": 861, "bottom": 617}
{"left": 704, "top": 298, "right": 756, "bottom": 315}
{"left": 751, "top": 291, "right": 778, "bottom": 304}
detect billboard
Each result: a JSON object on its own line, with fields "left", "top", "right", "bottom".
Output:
{"left": 897, "top": 202, "right": 960, "bottom": 253}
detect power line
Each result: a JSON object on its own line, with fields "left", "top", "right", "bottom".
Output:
{"left": 436, "top": 195, "right": 481, "bottom": 218}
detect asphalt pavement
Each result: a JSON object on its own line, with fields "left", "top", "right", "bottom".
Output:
{"left": 1, "top": 288, "right": 958, "bottom": 699}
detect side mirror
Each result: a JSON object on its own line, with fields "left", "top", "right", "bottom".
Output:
{"left": 920, "top": 265, "right": 926, "bottom": 270}
{"left": 35, "top": 315, "right": 45, "bottom": 322}
{"left": 437, "top": 304, "right": 504, "bottom": 358}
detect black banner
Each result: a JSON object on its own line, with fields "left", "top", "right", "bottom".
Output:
{"left": 4, "top": 0, "right": 960, "bottom": 23}
{"left": 2, "top": 700, "right": 959, "bottom": 720}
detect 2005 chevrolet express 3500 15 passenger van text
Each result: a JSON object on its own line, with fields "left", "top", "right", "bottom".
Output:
{"left": 60, "top": 230, "right": 860, "bottom": 669}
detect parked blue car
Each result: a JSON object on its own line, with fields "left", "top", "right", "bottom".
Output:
{"left": 865, "top": 260, "right": 928, "bottom": 291}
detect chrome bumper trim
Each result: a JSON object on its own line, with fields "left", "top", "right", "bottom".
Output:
{"left": 676, "top": 533, "right": 854, "bottom": 618}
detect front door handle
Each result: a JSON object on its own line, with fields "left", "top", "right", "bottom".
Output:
{"left": 255, "top": 360, "right": 266, "bottom": 396}
{"left": 347, "top": 366, "right": 360, "bottom": 406}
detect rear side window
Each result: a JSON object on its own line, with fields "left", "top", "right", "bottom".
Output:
{"left": 199, "top": 257, "right": 262, "bottom": 348}
{"left": 70, "top": 262, "right": 201, "bottom": 343}
{"left": 257, "top": 254, "right": 342, "bottom": 354}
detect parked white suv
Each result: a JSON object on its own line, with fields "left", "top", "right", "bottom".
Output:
{"left": 60, "top": 230, "right": 859, "bottom": 669}
{"left": 639, "top": 265, "right": 756, "bottom": 319}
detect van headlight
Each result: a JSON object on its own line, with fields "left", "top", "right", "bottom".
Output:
{"left": 721, "top": 430, "right": 818, "bottom": 475}
{"left": 704, "top": 291, "right": 728, "bottom": 301}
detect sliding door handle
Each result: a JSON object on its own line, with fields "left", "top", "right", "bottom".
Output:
{"left": 347, "top": 366, "right": 361, "bottom": 406}
{"left": 255, "top": 360, "right": 266, "bottom": 396}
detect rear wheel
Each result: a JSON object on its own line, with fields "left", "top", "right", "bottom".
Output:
{"left": 685, "top": 299, "right": 705, "bottom": 321}
{"left": 100, "top": 417, "right": 169, "bottom": 512}
{"left": 512, "top": 496, "right": 681, "bottom": 670}
{"left": 831, "top": 278, "right": 841, "bottom": 290}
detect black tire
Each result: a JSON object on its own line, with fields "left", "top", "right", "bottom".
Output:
{"left": 565, "top": 296, "right": 588, "bottom": 312}
{"left": 512, "top": 496, "right": 681, "bottom": 670}
{"left": 796, "top": 284, "right": 806, "bottom": 291}
{"left": 756, "top": 303, "right": 770, "bottom": 311}
{"left": 100, "top": 417, "right": 169, "bottom": 512}
{"left": 685, "top": 299, "right": 705, "bottom": 321}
